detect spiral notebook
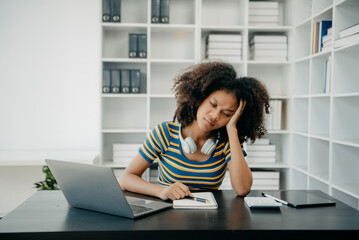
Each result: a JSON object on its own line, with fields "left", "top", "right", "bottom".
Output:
{"left": 173, "top": 192, "right": 218, "bottom": 209}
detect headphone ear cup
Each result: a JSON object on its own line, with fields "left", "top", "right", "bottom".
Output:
{"left": 201, "top": 139, "right": 217, "bottom": 155}
{"left": 184, "top": 137, "right": 197, "bottom": 154}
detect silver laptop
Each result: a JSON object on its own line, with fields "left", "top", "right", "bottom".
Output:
{"left": 45, "top": 159, "right": 172, "bottom": 219}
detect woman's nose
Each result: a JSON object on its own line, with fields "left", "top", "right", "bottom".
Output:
{"left": 210, "top": 110, "right": 220, "bottom": 121}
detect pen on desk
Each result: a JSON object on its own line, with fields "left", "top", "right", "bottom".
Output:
{"left": 262, "top": 193, "right": 288, "bottom": 205}
{"left": 185, "top": 196, "right": 209, "bottom": 203}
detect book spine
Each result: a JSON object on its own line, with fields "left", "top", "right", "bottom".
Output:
{"left": 249, "top": 1, "right": 279, "bottom": 8}
{"left": 206, "top": 49, "right": 242, "bottom": 55}
{"left": 250, "top": 43, "right": 287, "bottom": 49}
{"left": 250, "top": 35, "right": 287, "bottom": 43}
{"left": 252, "top": 171, "right": 280, "bottom": 179}
{"left": 245, "top": 151, "right": 276, "bottom": 157}
{"left": 339, "top": 23, "right": 359, "bottom": 39}
{"left": 208, "top": 34, "right": 242, "bottom": 42}
{"left": 334, "top": 33, "right": 359, "bottom": 48}
{"left": 207, "top": 42, "right": 242, "bottom": 49}
{"left": 244, "top": 145, "right": 276, "bottom": 151}
{"left": 252, "top": 49, "right": 287, "bottom": 57}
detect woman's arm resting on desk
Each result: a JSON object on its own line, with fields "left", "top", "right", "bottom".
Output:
{"left": 119, "top": 153, "right": 193, "bottom": 201}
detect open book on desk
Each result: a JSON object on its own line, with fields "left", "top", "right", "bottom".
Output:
{"left": 172, "top": 192, "right": 218, "bottom": 209}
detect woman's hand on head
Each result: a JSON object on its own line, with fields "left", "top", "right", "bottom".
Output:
{"left": 158, "top": 182, "right": 194, "bottom": 201}
{"left": 226, "top": 99, "right": 246, "bottom": 130}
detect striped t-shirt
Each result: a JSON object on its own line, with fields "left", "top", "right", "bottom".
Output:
{"left": 139, "top": 121, "right": 247, "bottom": 190}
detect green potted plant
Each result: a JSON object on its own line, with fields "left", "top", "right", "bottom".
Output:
{"left": 34, "top": 165, "right": 60, "bottom": 190}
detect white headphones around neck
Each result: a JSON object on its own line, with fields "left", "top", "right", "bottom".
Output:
{"left": 179, "top": 126, "right": 218, "bottom": 155}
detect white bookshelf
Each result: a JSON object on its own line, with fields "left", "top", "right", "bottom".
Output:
{"left": 100, "top": 0, "right": 359, "bottom": 209}
{"left": 291, "top": 0, "right": 359, "bottom": 210}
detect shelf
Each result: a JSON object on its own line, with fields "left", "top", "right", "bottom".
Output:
{"left": 292, "top": 135, "right": 308, "bottom": 172}
{"left": 294, "top": 20, "right": 311, "bottom": 59}
{"left": 310, "top": 134, "right": 330, "bottom": 142}
{"left": 294, "top": 0, "right": 312, "bottom": 26}
{"left": 247, "top": 64, "right": 291, "bottom": 97}
{"left": 247, "top": 26, "right": 292, "bottom": 32}
{"left": 309, "top": 138, "right": 330, "bottom": 182}
{"left": 201, "top": 25, "right": 244, "bottom": 31}
{"left": 150, "top": 24, "right": 196, "bottom": 32}
{"left": 332, "top": 96, "right": 359, "bottom": 142}
{"left": 102, "top": 58, "right": 147, "bottom": 63}
{"left": 293, "top": 98, "right": 309, "bottom": 133}
{"left": 310, "top": 97, "right": 330, "bottom": 137}
{"left": 333, "top": 43, "right": 359, "bottom": 94}
{"left": 309, "top": 176, "right": 329, "bottom": 195}
{"left": 332, "top": 143, "right": 359, "bottom": 197}
{"left": 201, "top": 0, "right": 246, "bottom": 27}
{"left": 293, "top": 60, "right": 310, "bottom": 95}
{"left": 312, "top": 2, "right": 333, "bottom": 19}
{"left": 247, "top": 60, "right": 291, "bottom": 65}
{"left": 102, "top": 97, "right": 147, "bottom": 129}
{"left": 102, "top": 22, "right": 147, "bottom": 31}
{"left": 149, "top": 59, "right": 195, "bottom": 63}
{"left": 149, "top": 94, "right": 175, "bottom": 98}
{"left": 293, "top": 131, "right": 309, "bottom": 137}
{"left": 332, "top": 139, "right": 359, "bottom": 148}
{"left": 102, "top": 94, "right": 147, "bottom": 98}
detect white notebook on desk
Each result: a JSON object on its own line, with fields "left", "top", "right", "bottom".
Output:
{"left": 173, "top": 192, "right": 218, "bottom": 209}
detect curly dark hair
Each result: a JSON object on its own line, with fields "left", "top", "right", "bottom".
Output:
{"left": 172, "top": 61, "right": 270, "bottom": 143}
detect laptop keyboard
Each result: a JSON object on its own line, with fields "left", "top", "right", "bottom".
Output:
{"left": 129, "top": 204, "right": 153, "bottom": 214}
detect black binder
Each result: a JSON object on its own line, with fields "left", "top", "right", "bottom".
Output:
{"left": 151, "top": 0, "right": 160, "bottom": 23}
{"left": 102, "top": 69, "right": 111, "bottom": 93}
{"left": 111, "top": 70, "right": 121, "bottom": 93}
{"left": 138, "top": 34, "right": 147, "bottom": 58}
{"left": 160, "top": 0, "right": 169, "bottom": 23}
{"left": 111, "top": 0, "right": 121, "bottom": 22}
{"left": 121, "top": 70, "right": 131, "bottom": 93}
{"left": 102, "top": 0, "right": 111, "bottom": 22}
{"left": 131, "top": 70, "right": 141, "bottom": 93}
{"left": 129, "top": 34, "right": 138, "bottom": 58}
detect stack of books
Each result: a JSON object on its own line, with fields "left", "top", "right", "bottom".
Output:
{"left": 252, "top": 170, "right": 280, "bottom": 190}
{"left": 103, "top": 69, "right": 142, "bottom": 94}
{"left": 321, "top": 27, "right": 333, "bottom": 52}
{"left": 335, "top": 23, "right": 359, "bottom": 48}
{"left": 112, "top": 143, "right": 141, "bottom": 167}
{"left": 219, "top": 170, "right": 280, "bottom": 190}
{"left": 205, "top": 34, "right": 242, "bottom": 62}
{"left": 249, "top": 35, "right": 287, "bottom": 61}
{"left": 267, "top": 99, "right": 282, "bottom": 131}
{"left": 244, "top": 138, "right": 276, "bottom": 164}
{"left": 312, "top": 20, "right": 332, "bottom": 54}
{"left": 324, "top": 56, "right": 332, "bottom": 93}
{"left": 248, "top": 1, "right": 280, "bottom": 26}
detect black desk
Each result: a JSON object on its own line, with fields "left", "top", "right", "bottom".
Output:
{"left": 0, "top": 190, "right": 358, "bottom": 240}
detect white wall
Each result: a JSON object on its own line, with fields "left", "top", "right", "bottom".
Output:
{"left": 0, "top": 0, "right": 101, "bottom": 215}
{"left": 0, "top": 0, "right": 101, "bottom": 151}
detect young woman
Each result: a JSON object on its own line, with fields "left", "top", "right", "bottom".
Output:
{"left": 119, "top": 61, "right": 270, "bottom": 200}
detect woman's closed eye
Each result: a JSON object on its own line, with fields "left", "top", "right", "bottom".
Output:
{"left": 222, "top": 112, "right": 232, "bottom": 117}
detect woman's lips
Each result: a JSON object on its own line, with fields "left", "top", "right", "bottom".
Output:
{"left": 204, "top": 118, "right": 215, "bottom": 127}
